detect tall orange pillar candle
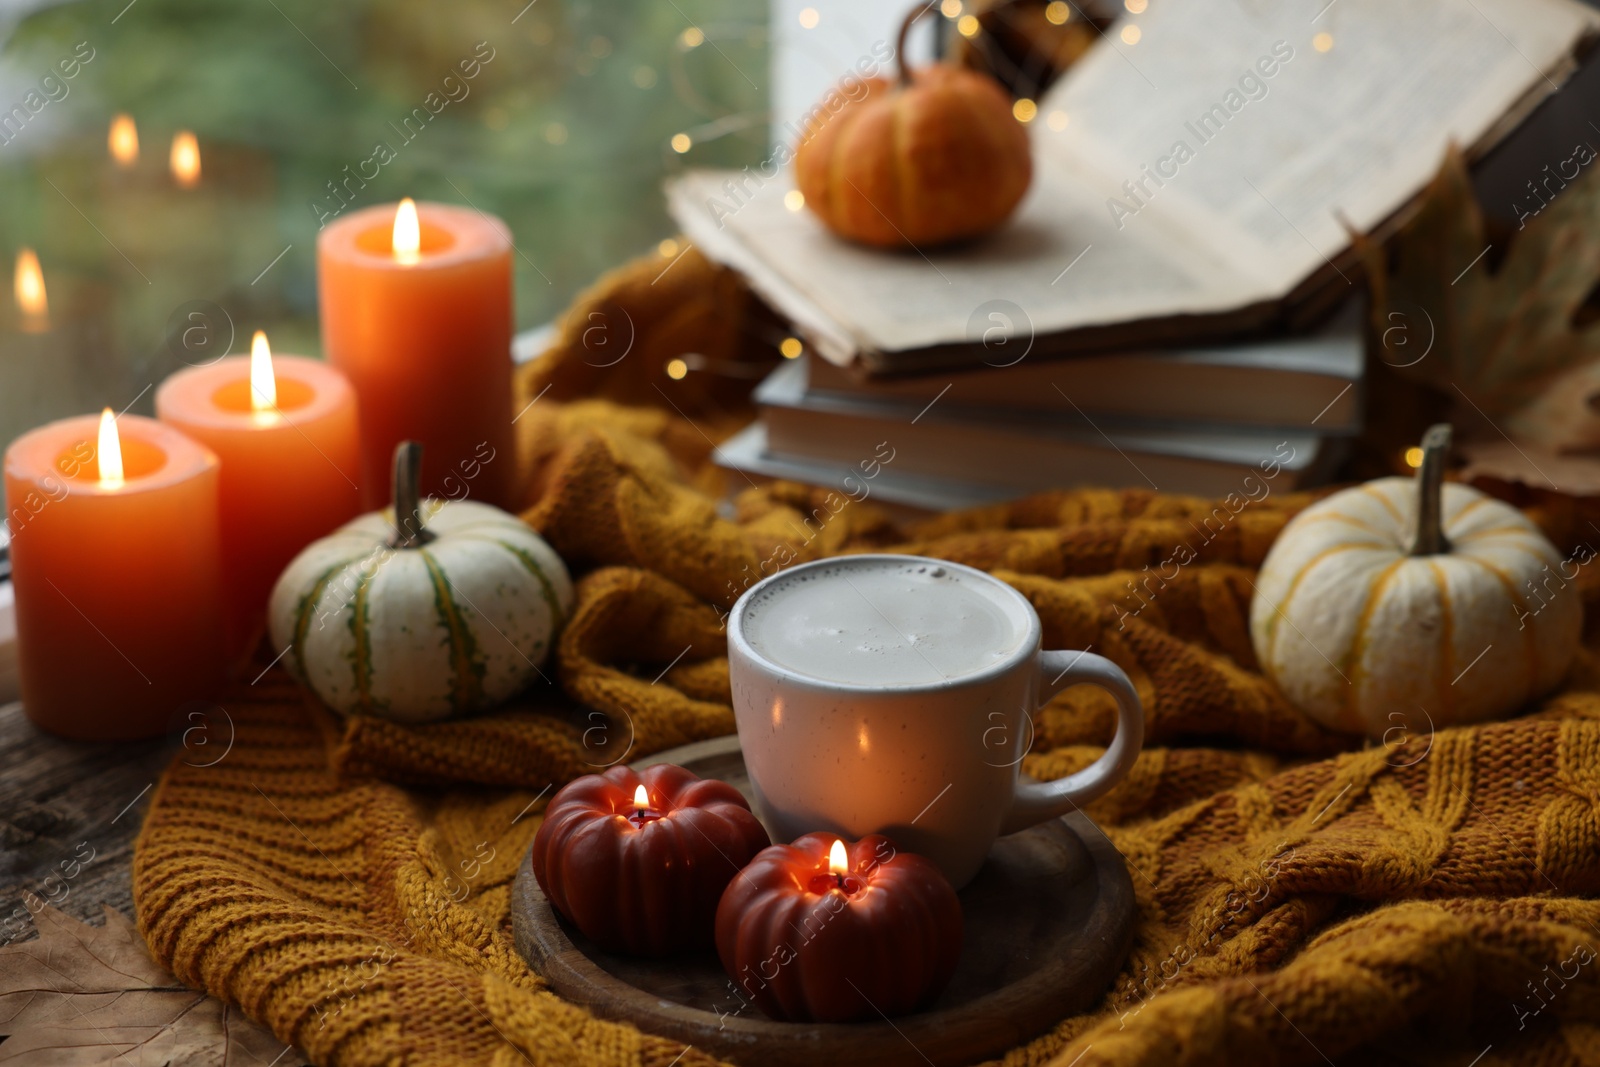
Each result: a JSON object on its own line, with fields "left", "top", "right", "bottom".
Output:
{"left": 3, "top": 411, "right": 224, "bottom": 740}
{"left": 155, "top": 331, "right": 361, "bottom": 665}
{"left": 318, "top": 198, "right": 514, "bottom": 509}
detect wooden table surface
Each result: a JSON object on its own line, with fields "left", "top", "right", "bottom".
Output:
{"left": 0, "top": 699, "right": 176, "bottom": 947}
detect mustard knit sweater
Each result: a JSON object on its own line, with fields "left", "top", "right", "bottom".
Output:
{"left": 134, "top": 249, "right": 1600, "bottom": 1067}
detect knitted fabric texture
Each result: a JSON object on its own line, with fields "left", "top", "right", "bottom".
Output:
{"left": 135, "top": 249, "right": 1600, "bottom": 1067}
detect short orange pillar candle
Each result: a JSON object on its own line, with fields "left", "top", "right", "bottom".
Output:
{"left": 317, "top": 198, "right": 514, "bottom": 508}
{"left": 3, "top": 411, "right": 225, "bottom": 740}
{"left": 155, "top": 332, "right": 361, "bottom": 664}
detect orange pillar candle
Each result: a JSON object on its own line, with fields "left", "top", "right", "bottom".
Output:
{"left": 317, "top": 198, "right": 514, "bottom": 508}
{"left": 155, "top": 331, "right": 361, "bottom": 664}
{"left": 4, "top": 410, "right": 224, "bottom": 740}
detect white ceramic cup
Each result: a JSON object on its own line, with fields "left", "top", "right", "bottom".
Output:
{"left": 727, "top": 554, "right": 1144, "bottom": 889}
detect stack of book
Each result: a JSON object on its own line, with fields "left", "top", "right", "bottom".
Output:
{"left": 666, "top": 0, "right": 1598, "bottom": 509}
{"left": 717, "top": 319, "right": 1359, "bottom": 509}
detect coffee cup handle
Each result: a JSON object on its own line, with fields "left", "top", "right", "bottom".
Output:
{"left": 1000, "top": 650, "right": 1145, "bottom": 835}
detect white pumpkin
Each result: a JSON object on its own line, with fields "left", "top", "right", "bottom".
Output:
{"left": 268, "top": 442, "right": 573, "bottom": 722}
{"left": 1250, "top": 425, "right": 1581, "bottom": 738}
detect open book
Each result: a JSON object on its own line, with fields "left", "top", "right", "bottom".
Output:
{"left": 669, "top": 0, "right": 1598, "bottom": 372}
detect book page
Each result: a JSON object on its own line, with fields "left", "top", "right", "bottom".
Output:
{"left": 1042, "top": 0, "right": 1598, "bottom": 285}
{"left": 669, "top": 0, "right": 1595, "bottom": 363}
{"left": 670, "top": 160, "right": 1271, "bottom": 364}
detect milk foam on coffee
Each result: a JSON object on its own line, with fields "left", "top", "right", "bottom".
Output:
{"left": 740, "top": 560, "right": 1029, "bottom": 685}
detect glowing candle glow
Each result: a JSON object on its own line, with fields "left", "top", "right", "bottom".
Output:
{"left": 14, "top": 248, "right": 47, "bottom": 333}
{"left": 3, "top": 413, "right": 225, "bottom": 740}
{"left": 109, "top": 113, "right": 138, "bottom": 167}
{"left": 96, "top": 408, "right": 123, "bottom": 489}
{"left": 318, "top": 199, "right": 514, "bottom": 507}
{"left": 249, "top": 330, "right": 277, "bottom": 414}
{"left": 392, "top": 197, "right": 421, "bottom": 265}
{"left": 156, "top": 333, "right": 360, "bottom": 664}
{"left": 170, "top": 130, "right": 200, "bottom": 188}
{"left": 806, "top": 837, "right": 864, "bottom": 896}
{"left": 625, "top": 781, "right": 664, "bottom": 827}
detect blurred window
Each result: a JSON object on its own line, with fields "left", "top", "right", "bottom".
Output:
{"left": 0, "top": 0, "right": 768, "bottom": 449}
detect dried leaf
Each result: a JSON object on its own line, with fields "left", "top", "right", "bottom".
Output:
{"left": 1458, "top": 437, "right": 1600, "bottom": 497}
{"left": 0, "top": 906, "right": 304, "bottom": 1067}
{"left": 1366, "top": 142, "right": 1600, "bottom": 453}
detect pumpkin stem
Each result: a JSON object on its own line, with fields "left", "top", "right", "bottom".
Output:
{"left": 895, "top": 1, "right": 938, "bottom": 87}
{"left": 388, "top": 440, "right": 435, "bottom": 550}
{"left": 1408, "top": 423, "right": 1452, "bottom": 556}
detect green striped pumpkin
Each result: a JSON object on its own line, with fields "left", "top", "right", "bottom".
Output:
{"left": 268, "top": 449, "right": 572, "bottom": 721}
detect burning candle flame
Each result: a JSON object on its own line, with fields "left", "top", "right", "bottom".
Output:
{"left": 97, "top": 408, "right": 124, "bottom": 489}
{"left": 828, "top": 839, "right": 849, "bottom": 877}
{"left": 250, "top": 330, "right": 277, "bottom": 414}
{"left": 392, "top": 198, "right": 421, "bottom": 265}
{"left": 170, "top": 130, "right": 200, "bottom": 188}
{"left": 109, "top": 114, "right": 138, "bottom": 167}
{"left": 633, "top": 784, "right": 649, "bottom": 810}
{"left": 15, "top": 248, "right": 47, "bottom": 332}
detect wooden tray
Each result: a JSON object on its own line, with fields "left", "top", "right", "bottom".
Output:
{"left": 510, "top": 735, "right": 1134, "bottom": 1067}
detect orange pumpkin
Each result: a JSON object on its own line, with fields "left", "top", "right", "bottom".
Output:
{"left": 794, "top": 4, "right": 1032, "bottom": 249}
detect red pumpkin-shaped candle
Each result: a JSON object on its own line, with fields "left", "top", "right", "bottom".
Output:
{"left": 532, "top": 764, "right": 770, "bottom": 956}
{"left": 715, "top": 833, "right": 962, "bottom": 1022}
{"left": 793, "top": 2, "right": 1032, "bottom": 248}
